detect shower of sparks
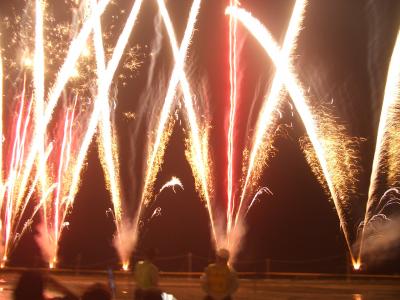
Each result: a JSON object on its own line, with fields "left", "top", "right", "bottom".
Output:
{"left": 14, "top": 0, "right": 111, "bottom": 210}
{"left": 37, "top": 99, "right": 78, "bottom": 267}
{"left": 33, "top": 0, "right": 129, "bottom": 267}
{"left": 226, "top": 4, "right": 361, "bottom": 264}
{"left": 134, "top": 0, "right": 214, "bottom": 248}
{"left": 226, "top": 0, "right": 239, "bottom": 236}
{"left": 226, "top": 0, "right": 306, "bottom": 252}
{"left": 159, "top": 177, "right": 184, "bottom": 194}
{"left": 0, "top": 0, "right": 144, "bottom": 266}
{"left": 68, "top": 0, "right": 144, "bottom": 267}
{"left": 156, "top": 0, "right": 218, "bottom": 243}
{"left": 1, "top": 0, "right": 394, "bottom": 271}
{"left": 114, "top": 0, "right": 216, "bottom": 268}
{"left": 0, "top": 80, "right": 37, "bottom": 262}
{"left": 139, "top": 0, "right": 201, "bottom": 207}
{"left": 359, "top": 29, "right": 400, "bottom": 266}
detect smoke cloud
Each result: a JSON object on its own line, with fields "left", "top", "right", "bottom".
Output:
{"left": 356, "top": 187, "right": 400, "bottom": 266}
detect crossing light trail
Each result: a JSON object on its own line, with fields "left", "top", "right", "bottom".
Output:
{"left": 91, "top": 0, "right": 122, "bottom": 229}
{"left": 15, "top": 0, "right": 112, "bottom": 209}
{"left": 229, "top": 0, "right": 306, "bottom": 247}
{"left": 226, "top": 5, "right": 358, "bottom": 265}
{"left": 155, "top": 0, "right": 218, "bottom": 244}
{"left": 139, "top": 0, "right": 202, "bottom": 208}
{"left": 20, "top": 0, "right": 116, "bottom": 268}
{"left": 222, "top": 0, "right": 307, "bottom": 258}
{"left": 65, "top": 0, "right": 144, "bottom": 267}
{"left": 12, "top": 0, "right": 144, "bottom": 268}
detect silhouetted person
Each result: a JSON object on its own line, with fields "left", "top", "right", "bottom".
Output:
{"left": 81, "top": 283, "right": 111, "bottom": 300}
{"left": 14, "top": 271, "right": 44, "bottom": 300}
{"left": 201, "top": 249, "right": 239, "bottom": 300}
{"left": 13, "top": 270, "right": 78, "bottom": 300}
{"left": 134, "top": 248, "right": 162, "bottom": 300}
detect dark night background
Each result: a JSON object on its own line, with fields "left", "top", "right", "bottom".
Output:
{"left": 0, "top": 0, "right": 399, "bottom": 274}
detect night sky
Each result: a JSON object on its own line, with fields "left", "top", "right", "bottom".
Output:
{"left": 1, "top": 0, "right": 400, "bottom": 273}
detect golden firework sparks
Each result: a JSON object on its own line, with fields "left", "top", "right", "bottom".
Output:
{"left": 359, "top": 29, "right": 400, "bottom": 266}
{"left": 226, "top": 4, "right": 361, "bottom": 264}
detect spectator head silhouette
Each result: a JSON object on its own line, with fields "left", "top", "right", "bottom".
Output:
{"left": 81, "top": 283, "right": 111, "bottom": 300}
{"left": 14, "top": 271, "right": 45, "bottom": 300}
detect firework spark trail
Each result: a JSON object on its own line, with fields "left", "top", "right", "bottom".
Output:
{"left": 2, "top": 85, "right": 36, "bottom": 260}
{"left": 0, "top": 48, "right": 3, "bottom": 189}
{"left": 15, "top": 0, "right": 112, "bottom": 207}
{"left": 233, "top": 0, "right": 306, "bottom": 234}
{"left": 227, "top": 0, "right": 239, "bottom": 236}
{"left": 137, "top": 0, "right": 205, "bottom": 233}
{"left": 226, "top": 6, "right": 356, "bottom": 262}
{"left": 46, "top": 106, "right": 75, "bottom": 267}
{"left": 64, "top": 0, "right": 144, "bottom": 266}
{"left": 4, "top": 95, "right": 29, "bottom": 258}
{"left": 69, "top": 0, "right": 144, "bottom": 208}
{"left": 34, "top": 0, "right": 45, "bottom": 182}
{"left": 155, "top": 0, "right": 218, "bottom": 244}
{"left": 33, "top": 0, "right": 50, "bottom": 244}
{"left": 359, "top": 29, "right": 400, "bottom": 264}
{"left": 44, "top": 0, "right": 110, "bottom": 124}
{"left": 1, "top": 0, "right": 106, "bottom": 261}
{"left": 91, "top": 0, "right": 124, "bottom": 238}
{"left": 245, "top": 187, "right": 272, "bottom": 216}
{"left": 58, "top": 109, "right": 75, "bottom": 243}
{"left": 159, "top": 177, "right": 184, "bottom": 194}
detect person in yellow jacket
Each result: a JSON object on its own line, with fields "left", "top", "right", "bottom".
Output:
{"left": 134, "top": 248, "right": 162, "bottom": 300}
{"left": 201, "top": 249, "right": 239, "bottom": 300}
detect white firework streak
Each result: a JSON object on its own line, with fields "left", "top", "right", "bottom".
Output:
{"left": 159, "top": 177, "right": 184, "bottom": 194}
{"left": 359, "top": 29, "right": 400, "bottom": 264}
{"left": 226, "top": 5, "right": 356, "bottom": 263}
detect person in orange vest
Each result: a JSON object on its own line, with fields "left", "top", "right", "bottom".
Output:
{"left": 201, "top": 249, "right": 239, "bottom": 300}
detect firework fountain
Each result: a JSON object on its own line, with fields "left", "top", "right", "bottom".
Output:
{"left": 226, "top": 2, "right": 364, "bottom": 265}
{"left": 0, "top": 0, "right": 398, "bottom": 271}
{"left": 225, "top": 0, "right": 308, "bottom": 258}
{"left": 226, "top": 0, "right": 238, "bottom": 242}
{"left": 358, "top": 29, "right": 400, "bottom": 268}
{"left": 116, "top": 0, "right": 217, "bottom": 269}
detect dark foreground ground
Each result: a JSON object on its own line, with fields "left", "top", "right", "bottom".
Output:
{"left": 0, "top": 270, "right": 399, "bottom": 299}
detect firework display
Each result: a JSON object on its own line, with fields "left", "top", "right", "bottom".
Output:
{"left": 0, "top": 0, "right": 398, "bottom": 271}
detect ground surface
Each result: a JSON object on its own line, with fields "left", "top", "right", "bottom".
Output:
{"left": 0, "top": 271, "right": 399, "bottom": 299}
